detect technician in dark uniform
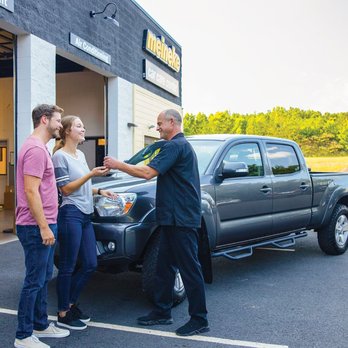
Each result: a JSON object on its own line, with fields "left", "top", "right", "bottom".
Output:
{"left": 103, "top": 109, "right": 208, "bottom": 336}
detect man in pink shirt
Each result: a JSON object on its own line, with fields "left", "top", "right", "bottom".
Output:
{"left": 15, "top": 104, "right": 70, "bottom": 348}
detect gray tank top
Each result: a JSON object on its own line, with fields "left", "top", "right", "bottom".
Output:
{"left": 52, "top": 149, "right": 93, "bottom": 214}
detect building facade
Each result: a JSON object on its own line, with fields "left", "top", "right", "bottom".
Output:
{"left": 0, "top": 0, "right": 182, "bottom": 211}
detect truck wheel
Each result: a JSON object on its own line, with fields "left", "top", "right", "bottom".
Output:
{"left": 142, "top": 232, "right": 186, "bottom": 306}
{"left": 318, "top": 204, "right": 348, "bottom": 255}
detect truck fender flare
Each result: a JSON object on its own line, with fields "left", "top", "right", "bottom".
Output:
{"left": 141, "top": 207, "right": 156, "bottom": 224}
{"left": 141, "top": 193, "right": 218, "bottom": 248}
{"left": 320, "top": 188, "right": 348, "bottom": 228}
{"left": 199, "top": 192, "right": 217, "bottom": 284}
{"left": 201, "top": 190, "right": 217, "bottom": 247}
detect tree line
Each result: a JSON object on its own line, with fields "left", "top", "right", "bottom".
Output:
{"left": 183, "top": 107, "right": 348, "bottom": 156}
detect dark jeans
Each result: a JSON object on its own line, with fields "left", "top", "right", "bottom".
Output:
{"left": 16, "top": 224, "right": 57, "bottom": 339}
{"left": 153, "top": 226, "right": 208, "bottom": 320}
{"left": 57, "top": 204, "right": 97, "bottom": 312}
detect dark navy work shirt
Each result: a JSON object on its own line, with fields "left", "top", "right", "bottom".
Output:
{"left": 148, "top": 133, "right": 201, "bottom": 228}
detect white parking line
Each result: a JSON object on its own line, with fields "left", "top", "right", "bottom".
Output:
{"left": 0, "top": 307, "right": 287, "bottom": 348}
{"left": 0, "top": 237, "right": 18, "bottom": 245}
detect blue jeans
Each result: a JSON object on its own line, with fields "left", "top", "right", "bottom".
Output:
{"left": 16, "top": 224, "right": 57, "bottom": 339}
{"left": 57, "top": 205, "right": 97, "bottom": 312}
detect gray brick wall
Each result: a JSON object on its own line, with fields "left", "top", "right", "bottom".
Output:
{"left": 0, "top": 0, "right": 182, "bottom": 105}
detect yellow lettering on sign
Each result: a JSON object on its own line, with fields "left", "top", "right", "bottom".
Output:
{"left": 146, "top": 31, "right": 157, "bottom": 52}
{"left": 144, "top": 30, "right": 181, "bottom": 73}
{"left": 167, "top": 49, "right": 172, "bottom": 66}
{"left": 156, "top": 39, "right": 162, "bottom": 57}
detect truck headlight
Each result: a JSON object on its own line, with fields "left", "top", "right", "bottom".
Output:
{"left": 95, "top": 193, "right": 137, "bottom": 217}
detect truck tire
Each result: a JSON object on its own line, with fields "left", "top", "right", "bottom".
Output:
{"left": 318, "top": 204, "right": 348, "bottom": 255}
{"left": 142, "top": 232, "right": 186, "bottom": 306}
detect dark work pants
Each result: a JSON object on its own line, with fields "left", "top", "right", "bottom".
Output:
{"left": 153, "top": 226, "right": 208, "bottom": 321}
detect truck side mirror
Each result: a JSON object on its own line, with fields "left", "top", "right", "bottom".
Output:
{"left": 221, "top": 161, "right": 249, "bottom": 178}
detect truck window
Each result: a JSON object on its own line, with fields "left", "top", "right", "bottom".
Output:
{"left": 223, "top": 143, "right": 264, "bottom": 176}
{"left": 266, "top": 143, "right": 300, "bottom": 175}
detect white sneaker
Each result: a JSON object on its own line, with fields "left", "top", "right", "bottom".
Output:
{"left": 33, "top": 322, "right": 70, "bottom": 338}
{"left": 14, "top": 335, "right": 49, "bottom": 348}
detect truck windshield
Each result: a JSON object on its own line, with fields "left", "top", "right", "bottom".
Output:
{"left": 110, "top": 138, "right": 223, "bottom": 178}
{"left": 188, "top": 140, "right": 223, "bottom": 174}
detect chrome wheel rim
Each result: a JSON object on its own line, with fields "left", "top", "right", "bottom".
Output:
{"left": 174, "top": 270, "right": 184, "bottom": 293}
{"left": 335, "top": 215, "right": 348, "bottom": 247}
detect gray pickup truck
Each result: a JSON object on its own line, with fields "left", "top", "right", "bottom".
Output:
{"left": 76, "top": 134, "right": 348, "bottom": 303}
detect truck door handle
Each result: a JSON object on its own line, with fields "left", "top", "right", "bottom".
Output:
{"left": 260, "top": 186, "right": 272, "bottom": 194}
{"left": 299, "top": 183, "right": 310, "bottom": 190}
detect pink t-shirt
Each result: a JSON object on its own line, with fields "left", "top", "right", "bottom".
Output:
{"left": 16, "top": 136, "right": 58, "bottom": 225}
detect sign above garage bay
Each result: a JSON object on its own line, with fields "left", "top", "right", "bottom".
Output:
{"left": 0, "top": 0, "right": 14, "bottom": 12}
{"left": 70, "top": 33, "right": 111, "bottom": 65}
{"left": 143, "top": 29, "right": 181, "bottom": 73}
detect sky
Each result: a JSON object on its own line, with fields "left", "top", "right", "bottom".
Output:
{"left": 136, "top": 0, "right": 348, "bottom": 115}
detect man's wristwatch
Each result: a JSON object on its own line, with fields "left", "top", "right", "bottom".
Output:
{"left": 97, "top": 188, "right": 102, "bottom": 195}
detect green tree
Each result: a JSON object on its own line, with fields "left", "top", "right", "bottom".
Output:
{"left": 183, "top": 113, "right": 196, "bottom": 135}
{"left": 183, "top": 107, "right": 348, "bottom": 156}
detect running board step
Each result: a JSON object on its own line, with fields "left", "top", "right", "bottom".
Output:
{"left": 211, "top": 231, "right": 308, "bottom": 261}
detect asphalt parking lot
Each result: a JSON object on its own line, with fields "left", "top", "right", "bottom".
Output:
{"left": 1, "top": 231, "right": 348, "bottom": 348}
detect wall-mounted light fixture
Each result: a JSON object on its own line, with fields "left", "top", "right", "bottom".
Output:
{"left": 127, "top": 122, "right": 138, "bottom": 128}
{"left": 90, "top": 2, "right": 119, "bottom": 27}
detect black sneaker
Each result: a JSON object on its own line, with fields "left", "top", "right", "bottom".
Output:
{"left": 57, "top": 310, "right": 87, "bottom": 330}
{"left": 175, "top": 318, "right": 209, "bottom": 336}
{"left": 137, "top": 312, "right": 173, "bottom": 326}
{"left": 70, "top": 304, "right": 91, "bottom": 323}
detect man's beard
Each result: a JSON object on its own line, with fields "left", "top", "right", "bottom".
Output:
{"left": 51, "top": 130, "right": 59, "bottom": 139}
{"left": 48, "top": 127, "right": 59, "bottom": 139}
